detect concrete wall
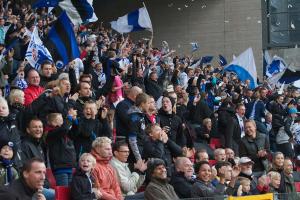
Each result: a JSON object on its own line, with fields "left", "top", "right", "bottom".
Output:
{"left": 94, "top": 0, "right": 264, "bottom": 77}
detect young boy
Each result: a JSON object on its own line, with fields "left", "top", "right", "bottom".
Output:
{"left": 237, "top": 178, "right": 251, "bottom": 196}
{"left": 0, "top": 141, "right": 18, "bottom": 186}
{"left": 70, "top": 153, "right": 102, "bottom": 200}
{"left": 268, "top": 171, "right": 281, "bottom": 193}
{"left": 46, "top": 113, "right": 77, "bottom": 186}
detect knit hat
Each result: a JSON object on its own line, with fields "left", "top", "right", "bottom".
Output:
{"left": 0, "top": 140, "right": 14, "bottom": 151}
{"left": 147, "top": 158, "right": 166, "bottom": 177}
{"left": 288, "top": 107, "right": 298, "bottom": 114}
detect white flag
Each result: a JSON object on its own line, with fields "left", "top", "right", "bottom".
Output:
{"left": 25, "top": 27, "right": 53, "bottom": 70}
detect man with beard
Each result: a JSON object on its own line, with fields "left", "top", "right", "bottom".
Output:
{"left": 145, "top": 158, "right": 179, "bottom": 200}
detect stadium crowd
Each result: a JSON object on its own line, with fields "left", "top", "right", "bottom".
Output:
{"left": 0, "top": 0, "right": 300, "bottom": 200}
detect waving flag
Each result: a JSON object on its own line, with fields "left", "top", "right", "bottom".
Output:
{"left": 219, "top": 55, "right": 227, "bottom": 66}
{"left": 25, "top": 27, "right": 53, "bottom": 70}
{"left": 200, "top": 56, "right": 213, "bottom": 66}
{"left": 32, "top": 0, "right": 97, "bottom": 25}
{"left": 265, "top": 55, "right": 287, "bottom": 78}
{"left": 44, "top": 12, "right": 80, "bottom": 66}
{"left": 191, "top": 42, "right": 199, "bottom": 52}
{"left": 224, "top": 47, "right": 257, "bottom": 89}
{"left": 110, "top": 6, "right": 152, "bottom": 33}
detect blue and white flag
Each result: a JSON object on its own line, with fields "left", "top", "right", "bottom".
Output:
{"left": 224, "top": 47, "right": 257, "bottom": 89}
{"left": 25, "top": 27, "right": 53, "bottom": 70}
{"left": 110, "top": 6, "right": 152, "bottom": 34}
{"left": 44, "top": 12, "right": 80, "bottom": 66}
{"left": 32, "top": 0, "right": 97, "bottom": 25}
{"left": 191, "top": 42, "right": 199, "bottom": 52}
{"left": 265, "top": 55, "right": 287, "bottom": 78}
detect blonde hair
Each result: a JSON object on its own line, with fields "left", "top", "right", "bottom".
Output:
{"left": 268, "top": 171, "right": 281, "bottom": 180}
{"left": 8, "top": 89, "right": 24, "bottom": 105}
{"left": 47, "top": 113, "right": 62, "bottom": 123}
{"left": 79, "top": 153, "right": 96, "bottom": 167}
{"left": 92, "top": 137, "right": 112, "bottom": 149}
{"left": 203, "top": 118, "right": 212, "bottom": 126}
{"left": 240, "top": 178, "right": 251, "bottom": 186}
{"left": 0, "top": 96, "right": 8, "bottom": 109}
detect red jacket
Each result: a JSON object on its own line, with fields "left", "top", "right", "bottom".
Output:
{"left": 91, "top": 150, "right": 123, "bottom": 200}
{"left": 24, "top": 85, "right": 44, "bottom": 106}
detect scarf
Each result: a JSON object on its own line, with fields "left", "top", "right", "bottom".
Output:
{"left": 1, "top": 158, "right": 13, "bottom": 184}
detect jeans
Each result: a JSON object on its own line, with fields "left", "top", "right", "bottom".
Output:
{"left": 125, "top": 192, "right": 144, "bottom": 200}
{"left": 43, "top": 188, "right": 55, "bottom": 200}
{"left": 54, "top": 173, "right": 72, "bottom": 186}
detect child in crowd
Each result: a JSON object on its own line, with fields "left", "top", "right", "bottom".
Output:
{"left": 0, "top": 141, "right": 18, "bottom": 186}
{"left": 237, "top": 178, "right": 252, "bottom": 196}
{"left": 46, "top": 112, "right": 77, "bottom": 186}
{"left": 70, "top": 153, "right": 102, "bottom": 200}
{"left": 268, "top": 171, "right": 281, "bottom": 193}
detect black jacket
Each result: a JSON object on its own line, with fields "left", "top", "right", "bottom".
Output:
{"left": 192, "top": 100, "right": 213, "bottom": 125}
{"left": 0, "top": 115, "right": 22, "bottom": 169}
{"left": 145, "top": 79, "right": 163, "bottom": 101}
{"left": 158, "top": 110, "right": 184, "bottom": 146}
{"left": 72, "top": 117, "right": 110, "bottom": 158}
{"left": 170, "top": 172, "right": 195, "bottom": 198}
{"left": 239, "top": 133, "right": 270, "bottom": 172}
{"left": 21, "top": 135, "right": 45, "bottom": 163}
{"left": 143, "top": 137, "right": 182, "bottom": 176}
{"left": 46, "top": 123, "right": 76, "bottom": 170}
{"left": 115, "top": 98, "right": 135, "bottom": 138}
{"left": 0, "top": 178, "right": 36, "bottom": 200}
{"left": 70, "top": 169, "right": 97, "bottom": 200}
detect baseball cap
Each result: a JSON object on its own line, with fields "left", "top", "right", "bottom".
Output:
{"left": 239, "top": 157, "right": 254, "bottom": 165}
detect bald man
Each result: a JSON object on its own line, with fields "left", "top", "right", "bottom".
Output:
{"left": 170, "top": 157, "right": 195, "bottom": 198}
{"left": 115, "top": 86, "right": 143, "bottom": 140}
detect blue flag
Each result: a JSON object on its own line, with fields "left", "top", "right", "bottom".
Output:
{"left": 44, "top": 12, "right": 80, "bottom": 66}
{"left": 219, "top": 55, "right": 227, "bottom": 66}
{"left": 200, "top": 56, "right": 213, "bottom": 66}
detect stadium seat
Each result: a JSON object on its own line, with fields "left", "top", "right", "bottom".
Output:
{"left": 55, "top": 186, "right": 70, "bottom": 200}
{"left": 209, "top": 159, "right": 217, "bottom": 166}
{"left": 209, "top": 143, "right": 216, "bottom": 150}
{"left": 210, "top": 138, "right": 222, "bottom": 148}
{"left": 46, "top": 168, "right": 56, "bottom": 189}
{"left": 297, "top": 166, "right": 300, "bottom": 172}
{"left": 295, "top": 182, "right": 300, "bottom": 192}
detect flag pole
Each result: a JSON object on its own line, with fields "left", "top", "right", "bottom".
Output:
{"left": 142, "top": 1, "right": 153, "bottom": 45}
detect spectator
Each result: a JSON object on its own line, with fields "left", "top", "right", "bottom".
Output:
{"left": 191, "top": 160, "right": 239, "bottom": 198}
{"left": 170, "top": 157, "right": 195, "bottom": 198}
{"left": 70, "top": 153, "right": 102, "bottom": 200}
{"left": 269, "top": 152, "right": 284, "bottom": 173}
{"left": 115, "top": 86, "right": 142, "bottom": 140}
{"left": 279, "top": 158, "right": 298, "bottom": 198}
{"left": 267, "top": 171, "right": 281, "bottom": 193}
{"left": 144, "top": 158, "right": 179, "bottom": 200}
{"left": 8, "top": 89, "right": 26, "bottom": 132}
{"left": 0, "top": 97, "right": 22, "bottom": 169}
{"left": 276, "top": 107, "right": 297, "bottom": 158}
{"left": 45, "top": 113, "right": 77, "bottom": 186}
{"left": 143, "top": 123, "right": 182, "bottom": 176}
{"left": 24, "top": 69, "right": 44, "bottom": 106}
{"left": 214, "top": 148, "right": 226, "bottom": 162}
{"left": 21, "top": 117, "right": 45, "bottom": 163}
{"left": 237, "top": 178, "right": 252, "bottom": 196}
{"left": 195, "top": 149, "right": 209, "bottom": 163}
{"left": 145, "top": 71, "right": 163, "bottom": 101}
{"left": 90, "top": 137, "right": 123, "bottom": 200}
{"left": 39, "top": 60, "right": 57, "bottom": 88}
{"left": 127, "top": 93, "right": 150, "bottom": 163}
{"left": 110, "top": 140, "right": 146, "bottom": 199}
{"left": 0, "top": 140, "right": 18, "bottom": 186}
{"left": 232, "top": 103, "right": 246, "bottom": 154}
{"left": 239, "top": 120, "right": 270, "bottom": 172}
{"left": 0, "top": 158, "right": 46, "bottom": 200}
